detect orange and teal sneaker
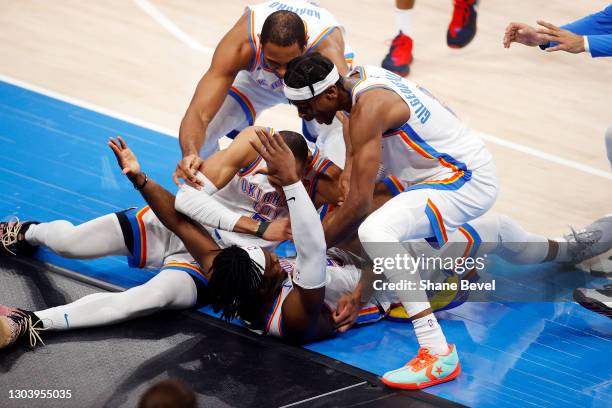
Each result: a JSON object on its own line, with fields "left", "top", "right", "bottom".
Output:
{"left": 381, "top": 345, "right": 461, "bottom": 389}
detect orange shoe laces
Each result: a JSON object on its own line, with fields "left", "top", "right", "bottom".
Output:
{"left": 406, "top": 348, "right": 438, "bottom": 371}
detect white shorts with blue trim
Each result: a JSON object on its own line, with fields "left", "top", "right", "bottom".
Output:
{"left": 359, "top": 161, "right": 498, "bottom": 247}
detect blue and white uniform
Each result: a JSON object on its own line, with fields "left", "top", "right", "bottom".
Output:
{"left": 201, "top": 0, "right": 352, "bottom": 166}
{"left": 350, "top": 65, "right": 497, "bottom": 248}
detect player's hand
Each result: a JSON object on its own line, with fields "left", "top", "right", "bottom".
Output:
{"left": 333, "top": 293, "right": 362, "bottom": 333}
{"left": 503, "top": 22, "right": 546, "bottom": 48}
{"left": 249, "top": 128, "right": 299, "bottom": 186}
{"left": 536, "top": 20, "right": 585, "bottom": 54}
{"left": 173, "top": 154, "right": 205, "bottom": 188}
{"left": 108, "top": 137, "right": 141, "bottom": 180}
{"left": 262, "top": 218, "right": 292, "bottom": 241}
{"left": 338, "top": 170, "right": 350, "bottom": 206}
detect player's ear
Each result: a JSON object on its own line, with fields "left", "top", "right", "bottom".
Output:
{"left": 325, "top": 85, "right": 338, "bottom": 100}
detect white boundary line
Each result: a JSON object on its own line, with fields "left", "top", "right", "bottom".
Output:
{"left": 133, "top": 0, "right": 214, "bottom": 54}
{"left": 473, "top": 130, "right": 612, "bottom": 181}
{"left": 1, "top": 73, "right": 610, "bottom": 181}
{"left": 278, "top": 381, "right": 368, "bottom": 408}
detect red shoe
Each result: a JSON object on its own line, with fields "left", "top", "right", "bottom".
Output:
{"left": 447, "top": 0, "right": 478, "bottom": 48}
{"left": 382, "top": 31, "right": 413, "bottom": 77}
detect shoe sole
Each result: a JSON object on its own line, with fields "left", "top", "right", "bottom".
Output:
{"left": 381, "top": 363, "right": 461, "bottom": 390}
{"left": 573, "top": 289, "right": 612, "bottom": 319}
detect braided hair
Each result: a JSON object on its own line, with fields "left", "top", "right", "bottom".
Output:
{"left": 207, "top": 245, "right": 264, "bottom": 323}
{"left": 284, "top": 52, "right": 341, "bottom": 98}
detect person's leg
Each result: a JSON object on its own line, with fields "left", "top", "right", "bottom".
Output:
{"left": 359, "top": 190, "right": 449, "bottom": 353}
{"left": 24, "top": 213, "right": 129, "bottom": 258}
{"left": 35, "top": 268, "right": 198, "bottom": 331}
{"left": 468, "top": 215, "right": 551, "bottom": 264}
{"left": 360, "top": 190, "right": 463, "bottom": 390}
{"left": 0, "top": 263, "right": 206, "bottom": 349}
{"left": 382, "top": 0, "right": 415, "bottom": 77}
{"left": 572, "top": 127, "right": 612, "bottom": 317}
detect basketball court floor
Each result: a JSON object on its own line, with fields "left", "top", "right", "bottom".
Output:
{"left": 1, "top": 1, "right": 611, "bottom": 407}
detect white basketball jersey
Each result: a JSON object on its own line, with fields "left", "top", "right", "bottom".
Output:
{"left": 263, "top": 249, "right": 365, "bottom": 337}
{"left": 245, "top": 0, "right": 342, "bottom": 93}
{"left": 209, "top": 156, "right": 289, "bottom": 249}
{"left": 349, "top": 65, "right": 492, "bottom": 189}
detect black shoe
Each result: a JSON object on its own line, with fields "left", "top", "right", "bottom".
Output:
{"left": 573, "top": 285, "right": 612, "bottom": 319}
{"left": 447, "top": 0, "right": 478, "bottom": 48}
{"left": 0, "top": 218, "right": 39, "bottom": 256}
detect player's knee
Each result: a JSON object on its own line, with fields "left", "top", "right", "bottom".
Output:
{"left": 497, "top": 214, "right": 527, "bottom": 243}
{"left": 358, "top": 216, "right": 395, "bottom": 243}
{"left": 123, "top": 286, "right": 172, "bottom": 313}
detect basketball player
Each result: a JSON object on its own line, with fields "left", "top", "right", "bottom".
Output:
{"left": 2, "top": 136, "right": 610, "bottom": 355}
{"left": 0, "top": 135, "right": 376, "bottom": 350}
{"left": 174, "top": 0, "right": 353, "bottom": 186}
{"left": 281, "top": 51, "right": 497, "bottom": 389}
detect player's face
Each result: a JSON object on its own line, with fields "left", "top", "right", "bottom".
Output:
{"left": 291, "top": 90, "right": 337, "bottom": 125}
{"left": 262, "top": 42, "right": 305, "bottom": 78}
{"left": 262, "top": 250, "right": 285, "bottom": 291}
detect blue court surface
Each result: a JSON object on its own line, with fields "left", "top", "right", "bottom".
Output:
{"left": 1, "top": 80, "right": 611, "bottom": 407}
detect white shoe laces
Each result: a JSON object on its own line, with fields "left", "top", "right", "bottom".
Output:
{"left": 26, "top": 315, "right": 47, "bottom": 348}
{"left": 1, "top": 216, "right": 23, "bottom": 255}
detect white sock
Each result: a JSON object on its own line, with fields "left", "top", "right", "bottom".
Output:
{"left": 395, "top": 8, "right": 413, "bottom": 37}
{"left": 36, "top": 269, "right": 198, "bottom": 330}
{"left": 25, "top": 214, "right": 129, "bottom": 259}
{"left": 412, "top": 314, "right": 448, "bottom": 355}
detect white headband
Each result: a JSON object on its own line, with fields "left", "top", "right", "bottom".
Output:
{"left": 240, "top": 246, "right": 266, "bottom": 273}
{"left": 283, "top": 65, "right": 339, "bottom": 101}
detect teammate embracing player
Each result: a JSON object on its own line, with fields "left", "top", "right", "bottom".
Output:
{"left": 282, "top": 52, "right": 497, "bottom": 389}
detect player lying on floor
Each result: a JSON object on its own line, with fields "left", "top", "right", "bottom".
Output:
{"left": 0, "top": 135, "right": 608, "bottom": 356}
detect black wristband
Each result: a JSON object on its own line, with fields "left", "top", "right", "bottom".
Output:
{"left": 133, "top": 173, "right": 148, "bottom": 191}
{"left": 255, "top": 221, "right": 271, "bottom": 238}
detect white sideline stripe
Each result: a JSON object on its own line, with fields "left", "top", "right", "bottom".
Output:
{"left": 473, "top": 130, "right": 612, "bottom": 181}
{"left": 133, "top": 0, "right": 214, "bottom": 54}
{"left": 278, "top": 381, "right": 368, "bottom": 408}
{"left": 1, "top": 73, "right": 610, "bottom": 181}
{"left": 0, "top": 73, "right": 178, "bottom": 137}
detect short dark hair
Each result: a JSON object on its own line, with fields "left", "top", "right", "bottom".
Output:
{"left": 279, "top": 130, "right": 308, "bottom": 164}
{"left": 284, "top": 52, "right": 339, "bottom": 99}
{"left": 207, "top": 246, "right": 263, "bottom": 324}
{"left": 138, "top": 379, "right": 197, "bottom": 408}
{"left": 260, "top": 10, "right": 307, "bottom": 49}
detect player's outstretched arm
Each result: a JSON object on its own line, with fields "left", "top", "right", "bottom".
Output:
{"left": 109, "top": 137, "right": 219, "bottom": 271}
{"left": 174, "top": 12, "right": 254, "bottom": 187}
{"left": 249, "top": 129, "right": 332, "bottom": 343}
{"left": 322, "top": 94, "right": 384, "bottom": 248}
